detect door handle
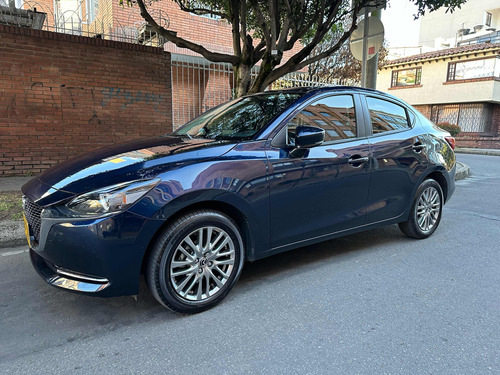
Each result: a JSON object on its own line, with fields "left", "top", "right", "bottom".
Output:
{"left": 412, "top": 142, "right": 425, "bottom": 153}
{"left": 348, "top": 155, "right": 369, "bottom": 167}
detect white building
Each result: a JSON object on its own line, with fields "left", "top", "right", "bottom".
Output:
{"left": 376, "top": 42, "right": 500, "bottom": 149}
{"left": 419, "top": 0, "right": 500, "bottom": 49}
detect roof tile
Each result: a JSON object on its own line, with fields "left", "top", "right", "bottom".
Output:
{"left": 385, "top": 42, "right": 500, "bottom": 66}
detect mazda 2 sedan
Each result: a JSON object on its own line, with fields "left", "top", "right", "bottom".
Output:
{"left": 22, "top": 87, "right": 456, "bottom": 313}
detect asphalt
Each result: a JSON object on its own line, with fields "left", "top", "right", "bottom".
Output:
{"left": 0, "top": 152, "right": 498, "bottom": 374}
{"left": 0, "top": 159, "right": 472, "bottom": 248}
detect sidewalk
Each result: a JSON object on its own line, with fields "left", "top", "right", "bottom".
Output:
{"left": 0, "top": 176, "right": 31, "bottom": 192}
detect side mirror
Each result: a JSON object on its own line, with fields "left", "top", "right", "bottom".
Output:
{"left": 294, "top": 125, "right": 325, "bottom": 148}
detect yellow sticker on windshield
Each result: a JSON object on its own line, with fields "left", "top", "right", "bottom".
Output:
{"left": 109, "top": 158, "right": 126, "bottom": 163}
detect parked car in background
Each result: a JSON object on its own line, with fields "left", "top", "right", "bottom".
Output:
{"left": 22, "top": 87, "right": 456, "bottom": 313}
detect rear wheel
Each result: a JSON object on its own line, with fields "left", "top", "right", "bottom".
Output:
{"left": 146, "top": 210, "right": 244, "bottom": 313}
{"left": 399, "top": 179, "right": 443, "bottom": 239}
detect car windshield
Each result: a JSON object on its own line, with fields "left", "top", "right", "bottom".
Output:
{"left": 173, "top": 92, "right": 302, "bottom": 140}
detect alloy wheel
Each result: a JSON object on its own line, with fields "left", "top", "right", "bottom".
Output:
{"left": 169, "top": 226, "right": 235, "bottom": 302}
{"left": 416, "top": 186, "right": 441, "bottom": 232}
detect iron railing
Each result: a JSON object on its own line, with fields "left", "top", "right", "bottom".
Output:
{"left": 0, "top": 0, "right": 168, "bottom": 46}
{"left": 431, "top": 103, "right": 494, "bottom": 133}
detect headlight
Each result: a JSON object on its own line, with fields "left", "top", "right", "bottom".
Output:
{"left": 66, "top": 179, "right": 160, "bottom": 216}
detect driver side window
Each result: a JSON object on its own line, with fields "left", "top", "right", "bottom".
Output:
{"left": 288, "top": 95, "right": 357, "bottom": 145}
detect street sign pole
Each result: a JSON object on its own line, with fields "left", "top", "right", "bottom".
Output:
{"left": 350, "top": 1, "right": 385, "bottom": 88}
{"left": 361, "top": 7, "right": 369, "bottom": 88}
{"left": 365, "top": 9, "right": 382, "bottom": 89}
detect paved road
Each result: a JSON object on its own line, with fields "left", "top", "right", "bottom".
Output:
{"left": 1, "top": 154, "right": 499, "bottom": 374}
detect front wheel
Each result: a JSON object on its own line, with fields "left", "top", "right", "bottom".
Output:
{"left": 146, "top": 210, "right": 244, "bottom": 313}
{"left": 399, "top": 179, "right": 443, "bottom": 239}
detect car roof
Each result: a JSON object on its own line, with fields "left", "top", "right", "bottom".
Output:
{"left": 254, "top": 85, "right": 396, "bottom": 99}
{"left": 266, "top": 86, "right": 415, "bottom": 109}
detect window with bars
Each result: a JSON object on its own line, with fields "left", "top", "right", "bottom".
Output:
{"left": 447, "top": 57, "right": 500, "bottom": 81}
{"left": 430, "top": 103, "right": 494, "bottom": 133}
{"left": 391, "top": 67, "right": 422, "bottom": 87}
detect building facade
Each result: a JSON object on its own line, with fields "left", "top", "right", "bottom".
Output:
{"left": 3, "top": 0, "right": 301, "bottom": 127}
{"left": 376, "top": 43, "right": 500, "bottom": 149}
{"left": 419, "top": 0, "right": 500, "bottom": 49}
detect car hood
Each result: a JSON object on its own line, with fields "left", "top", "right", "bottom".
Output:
{"left": 22, "top": 136, "right": 235, "bottom": 205}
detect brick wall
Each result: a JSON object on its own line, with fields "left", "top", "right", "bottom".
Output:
{"left": 413, "top": 105, "right": 431, "bottom": 119}
{"left": 0, "top": 25, "right": 172, "bottom": 176}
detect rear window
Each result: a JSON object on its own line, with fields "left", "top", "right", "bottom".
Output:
{"left": 366, "top": 97, "right": 410, "bottom": 134}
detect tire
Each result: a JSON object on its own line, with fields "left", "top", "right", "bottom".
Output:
{"left": 399, "top": 179, "right": 444, "bottom": 239}
{"left": 146, "top": 210, "right": 244, "bottom": 313}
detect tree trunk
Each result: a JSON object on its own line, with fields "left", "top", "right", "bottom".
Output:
{"left": 247, "top": 54, "right": 280, "bottom": 94}
{"left": 233, "top": 63, "right": 252, "bottom": 97}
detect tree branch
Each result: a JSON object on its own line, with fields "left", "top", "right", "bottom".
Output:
{"left": 229, "top": 0, "right": 241, "bottom": 57}
{"left": 262, "top": 4, "right": 361, "bottom": 87}
{"left": 249, "top": 0, "right": 272, "bottom": 48}
{"left": 136, "top": 0, "right": 239, "bottom": 64}
{"left": 174, "top": 0, "right": 229, "bottom": 20}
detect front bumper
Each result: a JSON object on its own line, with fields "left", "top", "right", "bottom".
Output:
{"left": 30, "top": 249, "right": 110, "bottom": 293}
{"left": 28, "top": 212, "right": 164, "bottom": 297}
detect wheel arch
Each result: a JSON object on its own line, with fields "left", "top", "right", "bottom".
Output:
{"left": 423, "top": 170, "right": 449, "bottom": 203}
{"left": 141, "top": 199, "right": 257, "bottom": 274}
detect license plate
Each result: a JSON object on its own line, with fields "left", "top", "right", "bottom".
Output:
{"left": 23, "top": 213, "right": 31, "bottom": 248}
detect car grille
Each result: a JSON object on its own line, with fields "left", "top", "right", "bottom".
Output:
{"left": 23, "top": 197, "right": 43, "bottom": 243}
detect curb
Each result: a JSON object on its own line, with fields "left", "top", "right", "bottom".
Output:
{"left": 0, "top": 161, "right": 473, "bottom": 249}
{"left": 0, "top": 221, "right": 26, "bottom": 249}
{"left": 455, "top": 161, "right": 471, "bottom": 181}
{"left": 455, "top": 148, "right": 500, "bottom": 156}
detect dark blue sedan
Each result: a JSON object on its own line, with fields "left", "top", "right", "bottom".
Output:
{"left": 22, "top": 87, "right": 456, "bottom": 313}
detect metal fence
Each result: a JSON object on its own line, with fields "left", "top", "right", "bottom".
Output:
{"left": 0, "top": 0, "right": 167, "bottom": 46}
{"left": 272, "top": 72, "right": 359, "bottom": 90}
{"left": 171, "top": 56, "right": 355, "bottom": 128}
{"left": 171, "top": 54, "right": 262, "bottom": 128}
{"left": 431, "top": 103, "right": 494, "bottom": 133}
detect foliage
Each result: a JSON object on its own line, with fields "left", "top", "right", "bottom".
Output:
{"left": 437, "top": 122, "right": 461, "bottom": 136}
{"left": 307, "top": 17, "right": 388, "bottom": 85}
{"left": 130, "top": 0, "right": 468, "bottom": 96}
{"left": 0, "top": 191, "right": 23, "bottom": 222}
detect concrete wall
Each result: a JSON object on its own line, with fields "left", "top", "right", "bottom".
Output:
{"left": 0, "top": 25, "right": 172, "bottom": 176}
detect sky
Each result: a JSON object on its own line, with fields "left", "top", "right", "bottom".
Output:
{"left": 381, "top": 1, "right": 421, "bottom": 47}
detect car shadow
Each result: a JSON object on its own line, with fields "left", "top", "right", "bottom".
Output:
{"left": 237, "top": 224, "right": 406, "bottom": 288}
{"left": 47, "top": 224, "right": 407, "bottom": 317}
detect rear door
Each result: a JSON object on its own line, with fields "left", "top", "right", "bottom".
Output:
{"left": 266, "top": 93, "right": 371, "bottom": 250}
{"left": 361, "top": 95, "right": 428, "bottom": 224}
